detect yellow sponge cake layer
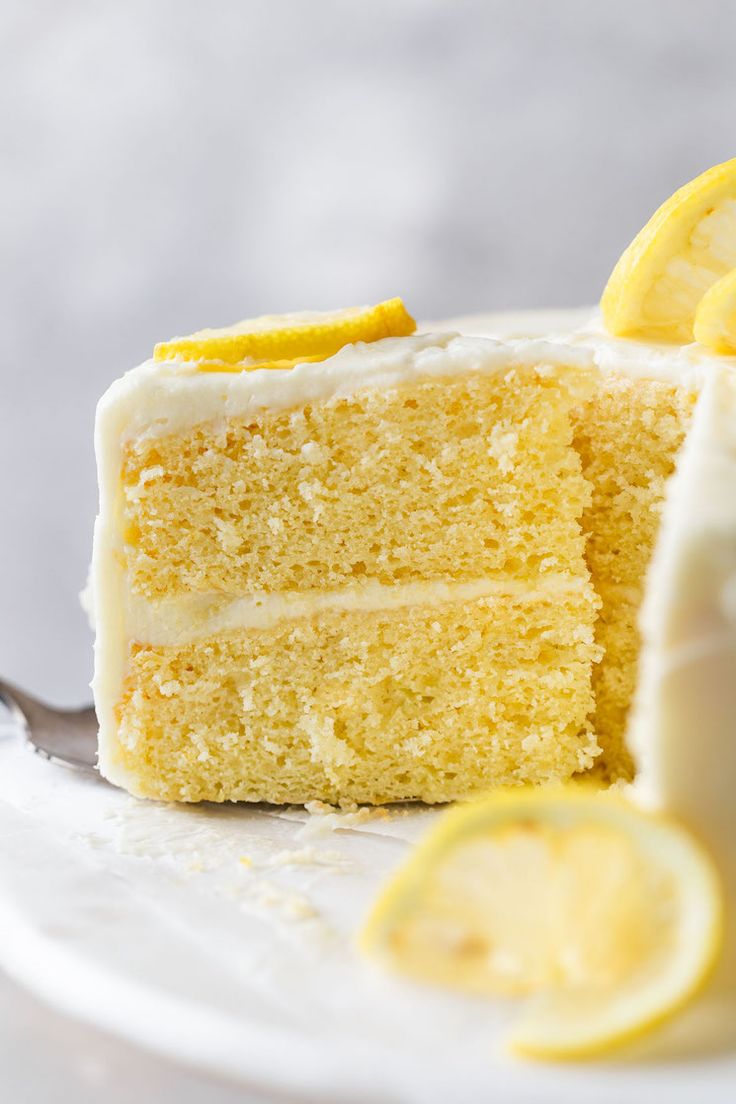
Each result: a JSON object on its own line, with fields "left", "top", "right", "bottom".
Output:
{"left": 121, "top": 367, "right": 591, "bottom": 601}
{"left": 114, "top": 585, "right": 599, "bottom": 804}
{"left": 93, "top": 332, "right": 602, "bottom": 803}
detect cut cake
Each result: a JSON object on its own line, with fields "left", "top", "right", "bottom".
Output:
{"left": 92, "top": 311, "right": 602, "bottom": 803}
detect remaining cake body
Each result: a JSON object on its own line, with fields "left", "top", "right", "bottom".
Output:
{"left": 631, "top": 363, "right": 736, "bottom": 971}
{"left": 92, "top": 331, "right": 601, "bottom": 803}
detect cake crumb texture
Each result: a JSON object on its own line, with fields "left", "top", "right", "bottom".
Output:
{"left": 573, "top": 375, "right": 696, "bottom": 780}
{"left": 120, "top": 368, "right": 592, "bottom": 600}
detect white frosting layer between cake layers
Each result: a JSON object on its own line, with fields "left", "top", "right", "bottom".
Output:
{"left": 124, "top": 575, "right": 593, "bottom": 648}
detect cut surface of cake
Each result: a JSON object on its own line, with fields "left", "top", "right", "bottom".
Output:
{"left": 92, "top": 310, "right": 601, "bottom": 803}
{"left": 440, "top": 309, "right": 704, "bottom": 781}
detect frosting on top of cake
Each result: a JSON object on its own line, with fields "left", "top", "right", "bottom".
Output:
{"left": 434, "top": 307, "right": 736, "bottom": 387}
{"left": 97, "top": 330, "right": 591, "bottom": 443}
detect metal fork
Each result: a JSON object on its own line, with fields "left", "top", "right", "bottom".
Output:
{"left": 0, "top": 678, "right": 98, "bottom": 773}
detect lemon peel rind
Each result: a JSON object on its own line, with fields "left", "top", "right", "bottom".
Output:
{"left": 153, "top": 298, "right": 417, "bottom": 367}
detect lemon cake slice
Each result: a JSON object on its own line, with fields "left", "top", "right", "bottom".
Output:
{"left": 91, "top": 302, "right": 601, "bottom": 803}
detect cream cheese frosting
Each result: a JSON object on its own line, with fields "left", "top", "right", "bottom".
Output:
{"left": 124, "top": 575, "right": 592, "bottom": 649}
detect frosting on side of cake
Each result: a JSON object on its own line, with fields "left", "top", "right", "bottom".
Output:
{"left": 630, "top": 362, "right": 736, "bottom": 982}
{"left": 631, "top": 364, "right": 736, "bottom": 911}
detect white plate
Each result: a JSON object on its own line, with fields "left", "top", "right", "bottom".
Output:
{"left": 0, "top": 730, "right": 734, "bottom": 1103}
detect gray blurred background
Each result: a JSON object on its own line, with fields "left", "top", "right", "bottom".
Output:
{"left": 2, "top": 0, "right": 736, "bottom": 704}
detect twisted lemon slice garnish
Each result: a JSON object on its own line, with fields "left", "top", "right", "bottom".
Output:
{"left": 361, "top": 788, "right": 722, "bottom": 1060}
{"left": 154, "top": 298, "right": 416, "bottom": 371}
{"left": 602, "top": 158, "right": 736, "bottom": 343}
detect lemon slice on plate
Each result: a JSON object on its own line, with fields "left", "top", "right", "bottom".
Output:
{"left": 693, "top": 266, "right": 736, "bottom": 354}
{"left": 361, "top": 788, "right": 723, "bottom": 1059}
{"left": 601, "top": 158, "right": 736, "bottom": 342}
{"left": 154, "top": 298, "right": 416, "bottom": 370}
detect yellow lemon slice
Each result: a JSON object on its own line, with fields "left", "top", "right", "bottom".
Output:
{"left": 693, "top": 266, "right": 736, "bottom": 354}
{"left": 154, "top": 298, "right": 416, "bottom": 370}
{"left": 361, "top": 788, "right": 723, "bottom": 1059}
{"left": 601, "top": 158, "right": 736, "bottom": 343}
